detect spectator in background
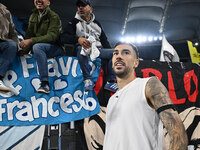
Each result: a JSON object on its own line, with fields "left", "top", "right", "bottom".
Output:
{"left": 19, "top": 0, "right": 64, "bottom": 94}
{"left": 61, "top": 0, "right": 118, "bottom": 92}
{"left": 0, "top": 3, "right": 18, "bottom": 92}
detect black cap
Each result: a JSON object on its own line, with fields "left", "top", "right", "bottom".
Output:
{"left": 76, "top": 0, "right": 91, "bottom": 7}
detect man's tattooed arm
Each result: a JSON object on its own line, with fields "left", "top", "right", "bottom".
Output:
{"left": 145, "top": 77, "right": 188, "bottom": 150}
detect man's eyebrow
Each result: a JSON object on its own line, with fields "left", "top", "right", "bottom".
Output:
{"left": 113, "top": 49, "right": 131, "bottom": 52}
{"left": 122, "top": 49, "right": 131, "bottom": 52}
{"left": 113, "top": 49, "right": 119, "bottom": 53}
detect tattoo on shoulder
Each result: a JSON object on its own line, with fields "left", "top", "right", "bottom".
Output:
{"left": 146, "top": 77, "right": 172, "bottom": 110}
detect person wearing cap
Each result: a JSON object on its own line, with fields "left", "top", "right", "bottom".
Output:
{"left": 19, "top": 0, "right": 65, "bottom": 94}
{"left": 103, "top": 42, "right": 188, "bottom": 149}
{"left": 0, "top": 3, "right": 18, "bottom": 92}
{"left": 61, "top": 0, "right": 118, "bottom": 92}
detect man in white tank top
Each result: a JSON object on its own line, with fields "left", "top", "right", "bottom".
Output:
{"left": 103, "top": 42, "right": 188, "bottom": 150}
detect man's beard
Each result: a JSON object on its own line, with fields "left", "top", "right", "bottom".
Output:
{"left": 114, "top": 67, "right": 131, "bottom": 79}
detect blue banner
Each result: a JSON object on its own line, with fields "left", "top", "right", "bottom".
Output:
{"left": 0, "top": 55, "right": 101, "bottom": 126}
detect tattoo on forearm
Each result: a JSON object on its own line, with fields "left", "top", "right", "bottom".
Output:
{"left": 161, "top": 111, "right": 187, "bottom": 150}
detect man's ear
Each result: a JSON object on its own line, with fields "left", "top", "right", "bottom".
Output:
{"left": 90, "top": 6, "right": 93, "bottom": 13}
{"left": 47, "top": 0, "right": 50, "bottom": 6}
{"left": 134, "top": 59, "right": 139, "bottom": 68}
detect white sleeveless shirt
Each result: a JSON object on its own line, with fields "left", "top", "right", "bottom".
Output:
{"left": 103, "top": 77, "right": 163, "bottom": 150}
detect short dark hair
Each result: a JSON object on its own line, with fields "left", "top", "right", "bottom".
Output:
{"left": 114, "top": 42, "right": 139, "bottom": 58}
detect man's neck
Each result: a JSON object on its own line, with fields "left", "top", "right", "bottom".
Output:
{"left": 117, "top": 72, "right": 136, "bottom": 90}
{"left": 38, "top": 8, "right": 46, "bottom": 15}
{"left": 82, "top": 15, "right": 91, "bottom": 22}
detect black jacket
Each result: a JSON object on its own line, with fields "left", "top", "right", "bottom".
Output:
{"left": 61, "top": 12, "right": 111, "bottom": 49}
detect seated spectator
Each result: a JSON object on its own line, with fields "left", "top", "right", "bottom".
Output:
{"left": 19, "top": 0, "right": 65, "bottom": 94}
{"left": 0, "top": 3, "right": 18, "bottom": 92}
{"left": 61, "top": 0, "right": 118, "bottom": 92}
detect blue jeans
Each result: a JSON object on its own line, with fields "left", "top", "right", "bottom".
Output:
{"left": 32, "top": 43, "right": 64, "bottom": 82}
{"left": 76, "top": 46, "right": 115, "bottom": 81}
{"left": 0, "top": 41, "right": 18, "bottom": 77}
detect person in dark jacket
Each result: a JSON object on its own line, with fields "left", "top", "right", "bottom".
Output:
{"left": 19, "top": 0, "right": 64, "bottom": 94}
{"left": 0, "top": 3, "right": 18, "bottom": 92}
{"left": 61, "top": 0, "right": 118, "bottom": 92}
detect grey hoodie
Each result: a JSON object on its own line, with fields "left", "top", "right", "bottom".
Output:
{"left": 75, "top": 12, "right": 102, "bottom": 47}
{"left": 61, "top": 11, "right": 111, "bottom": 49}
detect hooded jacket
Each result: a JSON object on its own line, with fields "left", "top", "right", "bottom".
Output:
{"left": 61, "top": 12, "right": 111, "bottom": 48}
{"left": 0, "top": 3, "right": 18, "bottom": 43}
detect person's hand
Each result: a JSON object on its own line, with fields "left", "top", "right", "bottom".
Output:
{"left": 17, "top": 50, "right": 28, "bottom": 56}
{"left": 19, "top": 39, "right": 32, "bottom": 49}
{"left": 78, "top": 37, "right": 91, "bottom": 49}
